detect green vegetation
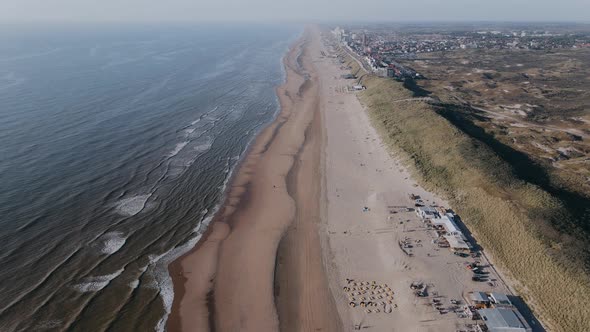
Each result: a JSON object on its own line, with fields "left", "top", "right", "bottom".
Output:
{"left": 342, "top": 54, "right": 590, "bottom": 331}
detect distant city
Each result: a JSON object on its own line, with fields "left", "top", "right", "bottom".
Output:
{"left": 333, "top": 24, "right": 590, "bottom": 80}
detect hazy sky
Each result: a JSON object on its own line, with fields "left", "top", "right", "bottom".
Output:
{"left": 1, "top": 0, "right": 588, "bottom": 23}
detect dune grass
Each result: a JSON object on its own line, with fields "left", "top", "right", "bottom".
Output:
{"left": 340, "top": 53, "right": 590, "bottom": 331}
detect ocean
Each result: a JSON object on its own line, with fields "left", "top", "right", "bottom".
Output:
{"left": 0, "top": 23, "right": 300, "bottom": 331}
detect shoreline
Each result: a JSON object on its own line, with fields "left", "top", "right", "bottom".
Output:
{"left": 273, "top": 32, "right": 342, "bottom": 329}
{"left": 167, "top": 25, "right": 528, "bottom": 332}
{"left": 166, "top": 27, "right": 337, "bottom": 331}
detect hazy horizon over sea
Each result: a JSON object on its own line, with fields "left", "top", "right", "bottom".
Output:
{"left": 0, "top": 23, "right": 300, "bottom": 331}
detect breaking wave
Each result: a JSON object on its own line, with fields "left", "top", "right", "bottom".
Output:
{"left": 115, "top": 195, "right": 151, "bottom": 216}
{"left": 98, "top": 232, "right": 127, "bottom": 255}
{"left": 72, "top": 269, "right": 125, "bottom": 293}
{"left": 129, "top": 280, "right": 139, "bottom": 289}
{"left": 148, "top": 234, "right": 202, "bottom": 332}
{"left": 169, "top": 141, "right": 189, "bottom": 157}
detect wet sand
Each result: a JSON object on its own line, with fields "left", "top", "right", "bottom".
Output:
{"left": 167, "top": 26, "right": 340, "bottom": 332}
{"left": 167, "top": 25, "right": 518, "bottom": 332}
{"left": 274, "top": 31, "right": 342, "bottom": 331}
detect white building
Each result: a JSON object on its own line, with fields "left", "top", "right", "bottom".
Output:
{"left": 431, "top": 214, "right": 461, "bottom": 235}
{"left": 421, "top": 210, "right": 472, "bottom": 251}
{"left": 416, "top": 206, "right": 439, "bottom": 219}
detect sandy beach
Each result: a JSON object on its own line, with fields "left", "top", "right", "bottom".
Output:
{"left": 316, "top": 32, "right": 515, "bottom": 331}
{"left": 167, "top": 27, "right": 340, "bottom": 332}
{"left": 168, "top": 25, "right": 516, "bottom": 332}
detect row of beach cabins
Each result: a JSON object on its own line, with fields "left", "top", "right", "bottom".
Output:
{"left": 415, "top": 202, "right": 533, "bottom": 332}
{"left": 415, "top": 205, "right": 472, "bottom": 253}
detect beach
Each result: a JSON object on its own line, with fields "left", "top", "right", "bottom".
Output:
{"left": 168, "top": 25, "right": 516, "bottom": 332}
{"left": 315, "top": 37, "right": 515, "bottom": 331}
{"left": 167, "top": 27, "right": 340, "bottom": 331}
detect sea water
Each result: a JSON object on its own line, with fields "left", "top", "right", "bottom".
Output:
{"left": 0, "top": 23, "right": 299, "bottom": 331}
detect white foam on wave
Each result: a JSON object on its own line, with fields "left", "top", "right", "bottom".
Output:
{"left": 148, "top": 234, "right": 203, "bottom": 332}
{"left": 115, "top": 194, "right": 151, "bottom": 216}
{"left": 169, "top": 141, "right": 189, "bottom": 157}
{"left": 73, "top": 268, "right": 125, "bottom": 293}
{"left": 203, "top": 112, "right": 221, "bottom": 122}
{"left": 150, "top": 157, "right": 240, "bottom": 330}
{"left": 183, "top": 127, "right": 196, "bottom": 135}
{"left": 129, "top": 280, "right": 140, "bottom": 289}
{"left": 194, "top": 140, "right": 213, "bottom": 153}
{"left": 166, "top": 136, "right": 216, "bottom": 179}
{"left": 150, "top": 109, "right": 254, "bottom": 329}
{"left": 99, "top": 232, "right": 127, "bottom": 255}
{"left": 190, "top": 106, "right": 219, "bottom": 126}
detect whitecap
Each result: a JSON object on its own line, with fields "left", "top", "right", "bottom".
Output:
{"left": 73, "top": 268, "right": 125, "bottom": 293}
{"left": 189, "top": 106, "right": 219, "bottom": 126}
{"left": 98, "top": 232, "right": 127, "bottom": 255}
{"left": 153, "top": 148, "right": 240, "bottom": 330}
{"left": 115, "top": 194, "right": 151, "bottom": 216}
{"left": 193, "top": 137, "right": 213, "bottom": 152}
{"left": 169, "top": 141, "right": 189, "bottom": 157}
{"left": 194, "top": 141, "right": 213, "bottom": 153}
{"left": 183, "top": 127, "right": 196, "bottom": 135}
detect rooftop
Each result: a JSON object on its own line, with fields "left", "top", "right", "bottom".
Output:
{"left": 443, "top": 234, "right": 471, "bottom": 250}
{"left": 432, "top": 215, "right": 461, "bottom": 234}
{"left": 490, "top": 292, "right": 512, "bottom": 306}
{"left": 470, "top": 291, "right": 490, "bottom": 303}
{"left": 478, "top": 308, "right": 532, "bottom": 332}
{"left": 418, "top": 206, "right": 438, "bottom": 215}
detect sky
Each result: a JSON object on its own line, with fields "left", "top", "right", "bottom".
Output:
{"left": 1, "top": 0, "right": 588, "bottom": 23}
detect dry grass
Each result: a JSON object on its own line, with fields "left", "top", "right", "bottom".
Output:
{"left": 399, "top": 48, "right": 590, "bottom": 200}
{"left": 339, "top": 51, "right": 590, "bottom": 331}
